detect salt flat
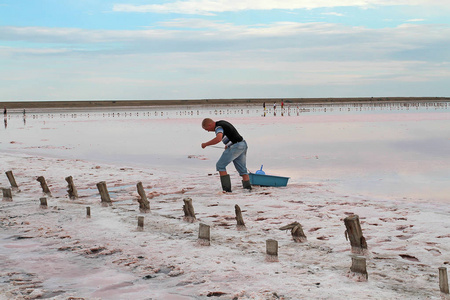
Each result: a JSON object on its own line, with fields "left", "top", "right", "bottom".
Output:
{"left": 1, "top": 102, "right": 449, "bottom": 299}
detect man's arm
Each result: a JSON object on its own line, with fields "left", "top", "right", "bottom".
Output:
{"left": 201, "top": 132, "right": 223, "bottom": 149}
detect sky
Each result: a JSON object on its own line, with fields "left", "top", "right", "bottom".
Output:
{"left": 0, "top": 0, "right": 449, "bottom": 101}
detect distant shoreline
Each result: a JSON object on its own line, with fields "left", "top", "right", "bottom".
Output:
{"left": 1, "top": 97, "right": 449, "bottom": 109}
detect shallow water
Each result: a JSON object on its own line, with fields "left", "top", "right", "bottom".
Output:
{"left": 2, "top": 101, "right": 450, "bottom": 203}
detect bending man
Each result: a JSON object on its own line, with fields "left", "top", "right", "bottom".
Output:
{"left": 201, "top": 118, "right": 251, "bottom": 192}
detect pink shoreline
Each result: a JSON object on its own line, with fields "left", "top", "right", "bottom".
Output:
{"left": 1, "top": 97, "right": 449, "bottom": 110}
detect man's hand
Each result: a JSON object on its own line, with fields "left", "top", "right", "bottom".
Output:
{"left": 202, "top": 133, "right": 223, "bottom": 149}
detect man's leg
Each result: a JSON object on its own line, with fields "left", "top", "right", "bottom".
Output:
{"left": 219, "top": 173, "right": 232, "bottom": 192}
{"left": 217, "top": 151, "right": 233, "bottom": 192}
{"left": 241, "top": 175, "right": 251, "bottom": 190}
{"left": 232, "top": 142, "right": 251, "bottom": 190}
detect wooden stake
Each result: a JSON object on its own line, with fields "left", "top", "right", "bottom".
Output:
{"left": 344, "top": 214, "right": 368, "bottom": 254}
{"left": 2, "top": 188, "right": 12, "bottom": 201}
{"left": 86, "top": 206, "right": 91, "bottom": 218}
{"left": 39, "top": 197, "right": 48, "bottom": 208}
{"left": 235, "top": 204, "right": 246, "bottom": 230}
{"left": 136, "top": 182, "right": 150, "bottom": 213}
{"left": 36, "top": 176, "right": 51, "bottom": 195}
{"left": 440, "top": 267, "right": 449, "bottom": 294}
{"left": 183, "top": 197, "right": 196, "bottom": 222}
{"left": 350, "top": 256, "right": 368, "bottom": 280}
{"left": 5, "top": 171, "right": 18, "bottom": 188}
{"left": 198, "top": 223, "right": 210, "bottom": 246}
{"left": 137, "top": 216, "right": 144, "bottom": 231}
{"left": 280, "top": 222, "right": 307, "bottom": 243}
{"left": 96, "top": 181, "right": 112, "bottom": 206}
{"left": 266, "top": 239, "right": 279, "bottom": 262}
{"left": 292, "top": 224, "right": 307, "bottom": 243}
{"left": 266, "top": 239, "right": 278, "bottom": 256}
{"left": 65, "top": 176, "right": 78, "bottom": 199}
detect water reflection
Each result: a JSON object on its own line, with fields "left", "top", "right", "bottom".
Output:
{"left": 1, "top": 100, "right": 450, "bottom": 203}
{"left": 1, "top": 101, "right": 449, "bottom": 128}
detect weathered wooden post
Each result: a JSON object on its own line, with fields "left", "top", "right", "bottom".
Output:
{"left": 292, "top": 223, "right": 307, "bottom": 242}
{"left": 279, "top": 222, "right": 307, "bottom": 243}
{"left": 65, "top": 176, "right": 78, "bottom": 199}
{"left": 440, "top": 267, "right": 449, "bottom": 294}
{"left": 37, "top": 176, "right": 51, "bottom": 195}
{"left": 183, "top": 197, "right": 196, "bottom": 222}
{"left": 198, "top": 223, "right": 211, "bottom": 246}
{"left": 5, "top": 171, "right": 18, "bottom": 188}
{"left": 235, "top": 204, "right": 246, "bottom": 230}
{"left": 2, "top": 188, "right": 12, "bottom": 201}
{"left": 137, "top": 216, "right": 145, "bottom": 231}
{"left": 136, "top": 182, "right": 150, "bottom": 213}
{"left": 266, "top": 239, "right": 279, "bottom": 262}
{"left": 344, "top": 214, "right": 368, "bottom": 254}
{"left": 96, "top": 181, "right": 112, "bottom": 206}
{"left": 350, "top": 256, "right": 368, "bottom": 281}
{"left": 86, "top": 206, "right": 91, "bottom": 218}
{"left": 39, "top": 197, "right": 48, "bottom": 208}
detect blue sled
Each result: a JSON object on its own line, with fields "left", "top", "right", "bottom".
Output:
{"left": 249, "top": 173, "right": 289, "bottom": 187}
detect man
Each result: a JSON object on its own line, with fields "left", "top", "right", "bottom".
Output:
{"left": 201, "top": 118, "right": 251, "bottom": 192}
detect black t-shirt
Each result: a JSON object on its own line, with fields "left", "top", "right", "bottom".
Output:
{"left": 215, "top": 120, "right": 243, "bottom": 146}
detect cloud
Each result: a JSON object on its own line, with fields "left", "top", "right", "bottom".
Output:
{"left": 1, "top": 21, "right": 448, "bottom": 62}
{"left": 2, "top": 46, "right": 447, "bottom": 100}
{"left": 0, "top": 46, "right": 69, "bottom": 56}
{"left": 0, "top": 26, "right": 176, "bottom": 44}
{"left": 321, "top": 12, "right": 345, "bottom": 17}
{"left": 113, "top": 0, "right": 450, "bottom": 15}
{"left": 1, "top": 20, "right": 449, "bottom": 100}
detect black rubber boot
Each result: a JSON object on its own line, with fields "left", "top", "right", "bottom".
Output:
{"left": 220, "top": 175, "right": 232, "bottom": 193}
{"left": 242, "top": 180, "right": 252, "bottom": 190}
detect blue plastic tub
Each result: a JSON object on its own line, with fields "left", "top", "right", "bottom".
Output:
{"left": 249, "top": 173, "right": 289, "bottom": 187}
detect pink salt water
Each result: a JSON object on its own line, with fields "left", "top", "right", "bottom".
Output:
{"left": 2, "top": 101, "right": 449, "bottom": 203}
